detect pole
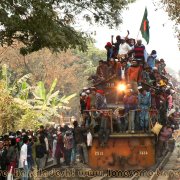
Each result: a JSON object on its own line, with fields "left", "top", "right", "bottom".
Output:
{"left": 136, "top": 30, "right": 140, "bottom": 40}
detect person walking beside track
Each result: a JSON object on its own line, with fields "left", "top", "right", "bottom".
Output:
{"left": 73, "top": 121, "right": 88, "bottom": 164}
{"left": 19, "top": 135, "right": 29, "bottom": 180}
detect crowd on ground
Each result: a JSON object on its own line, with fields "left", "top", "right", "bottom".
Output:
{"left": 0, "top": 123, "right": 91, "bottom": 180}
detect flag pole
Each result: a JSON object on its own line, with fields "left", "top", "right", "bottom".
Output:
{"left": 136, "top": 8, "right": 144, "bottom": 41}
{"left": 136, "top": 30, "right": 140, "bottom": 40}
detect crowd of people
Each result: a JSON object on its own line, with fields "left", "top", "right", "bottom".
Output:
{"left": 0, "top": 34, "right": 180, "bottom": 180}
{"left": 80, "top": 35, "right": 180, "bottom": 149}
{"left": 0, "top": 123, "right": 91, "bottom": 180}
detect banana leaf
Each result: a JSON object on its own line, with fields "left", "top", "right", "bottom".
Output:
{"left": 59, "top": 93, "right": 76, "bottom": 104}
{"left": 46, "top": 78, "right": 57, "bottom": 100}
{"left": 33, "top": 81, "right": 46, "bottom": 101}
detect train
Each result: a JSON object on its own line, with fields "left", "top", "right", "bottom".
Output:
{"left": 84, "top": 75, "right": 175, "bottom": 170}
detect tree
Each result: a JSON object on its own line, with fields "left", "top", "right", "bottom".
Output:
{"left": 0, "top": 0, "right": 133, "bottom": 55}
{"left": 161, "top": 0, "right": 180, "bottom": 47}
{"left": 0, "top": 63, "right": 76, "bottom": 132}
{"left": 0, "top": 43, "right": 106, "bottom": 116}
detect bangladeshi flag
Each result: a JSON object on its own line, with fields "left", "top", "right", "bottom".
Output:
{"left": 140, "top": 7, "right": 150, "bottom": 44}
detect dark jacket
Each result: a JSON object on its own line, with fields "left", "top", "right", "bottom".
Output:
{"left": 27, "top": 142, "right": 34, "bottom": 167}
{"left": 0, "top": 147, "right": 8, "bottom": 170}
{"left": 6, "top": 145, "right": 18, "bottom": 163}
{"left": 74, "top": 126, "right": 87, "bottom": 144}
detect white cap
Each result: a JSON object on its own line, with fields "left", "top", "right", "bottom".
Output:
{"left": 153, "top": 67, "right": 158, "bottom": 70}
{"left": 138, "top": 86, "right": 143, "bottom": 90}
{"left": 53, "top": 134, "right": 57, "bottom": 137}
{"left": 170, "top": 89, "right": 175, "bottom": 94}
{"left": 86, "top": 90, "right": 90, "bottom": 94}
{"left": 83, "top": 87, "right": 88, "bottom": 90}
{"left": 9, "top": 136, "right": 15, "bottom": 139}
{"left": 81, "top": 92, "right": 86, "bottom": 96}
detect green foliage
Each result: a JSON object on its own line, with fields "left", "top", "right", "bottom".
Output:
{"left": 0, "top": 64, "right": 32, "bottom": 99}
{"left": 0, "top": 0, "right": 132, "bottom": 54}
{"left": 72, "top": 43, "right": 106, "bottom": 79}
{"left": 16, "top": 110, "right": 42, "bottom": 131}
{"left": 31, "top": 79, "right": 76, "bottom": 121}
{"left": 0, "top": 64, "right": 76, "bottom": 133}
{"left": 0, "top": 82, "right": 24, "bottom": 134}
{"left": 161, "top": 0, "right": 180, "bottom": 47}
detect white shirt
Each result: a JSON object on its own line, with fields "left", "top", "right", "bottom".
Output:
{"left": 121, "top": 69, "right": 125, "bottom": 80}
{"left": 119, "top": 42, "right": 132, "bottom": 55}
{"left": 52, "top": 139, "right": 57, "bottom": 158}
{"left": 19, "top": 144, "right": 28, "bottom": 168}
{"left": 44, "top": 137, "right": 49, "bottom": 151}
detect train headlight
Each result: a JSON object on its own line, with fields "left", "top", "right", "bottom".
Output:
{"left": 117, "top": 84, "right": 126, "bottom": 92}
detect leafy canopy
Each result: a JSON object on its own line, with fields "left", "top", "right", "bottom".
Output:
{"left": 161, "top": 0, "right": 180, "bottom": 47}
{"left": 0, "top": 0, "right": 132, "bottom": 55}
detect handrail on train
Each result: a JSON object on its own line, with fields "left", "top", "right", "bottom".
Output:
{"left": 83, "top": 108, "right": 159, "bottom": 133}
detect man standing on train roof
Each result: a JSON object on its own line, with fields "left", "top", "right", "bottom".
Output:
{"left": 118, "top": 37, "right": 132, "bottom": 56}
{"left": 105, "top": 42, "right": 113, "bottom": 61}
{"left": 133, "top": 39, "right": 146, "bottom": 64}
{"left": 111, "top": 35, "right": 121, "bottom": 58}
{"left": 138, "top": 86, "right": 151, "bottom": 133}
{"left": 147, "top": 50, "right": 157, "bottom": 69}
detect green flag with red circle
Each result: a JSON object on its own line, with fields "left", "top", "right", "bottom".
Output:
{"left": 140, "top": 7, "right": 150, "bottom": 44}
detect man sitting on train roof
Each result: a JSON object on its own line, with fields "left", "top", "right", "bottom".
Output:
{"left": 96, "top": 60, "right": 109, "bottom": 82}
{"left": 108, "top": 58, "right": 117, "bottom": 77}
{"left": 142, "top": 66, "right": 154, "bottom": 85}
{"left": 158, "top": 59, "right": 167, "bottom": 75}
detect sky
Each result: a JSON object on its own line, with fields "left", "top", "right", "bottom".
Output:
{"left": 85, "top": 0, "right": 180, "bottom": 73}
